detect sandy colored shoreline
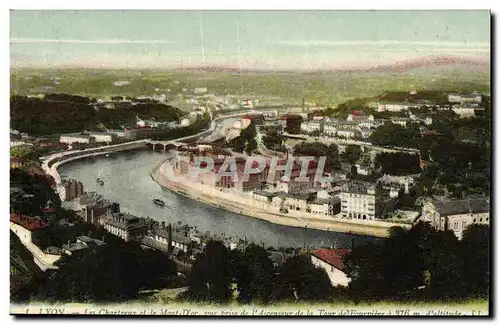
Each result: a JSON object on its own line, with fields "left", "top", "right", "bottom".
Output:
{"left": 150, "top": 160, "right": 409, "bottom": 238}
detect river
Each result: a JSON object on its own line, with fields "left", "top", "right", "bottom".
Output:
{"left": 58, "top": 149, "right": 379, "bottom": 249}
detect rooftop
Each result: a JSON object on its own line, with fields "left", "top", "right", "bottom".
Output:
{"left": 311, "top": 248, "right": 351, "bottom": 271}
{"left": 10, "top": 214, "right": 48, "bottom": 231}
{"left": 253, "top": 190, "right": 279, "bottom": 198}
{"left": 435, "top": 196, "right": 490, "bottom": 216}
{"left": 344, "top": 181, "right": 376, "bottom": 194}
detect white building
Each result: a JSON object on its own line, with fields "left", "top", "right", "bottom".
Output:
{"left": 85, "top": 132, "right": 117, "bottom": 143}
{"left": 377, "top": 102, "right": 421, "bottom": 112}
{"left": 323, "top": 123, "right": 337, "bottom": 136}
{"left": 358, "top": 127, "right": 373, "bottom": 139}
{"left": 452, "top": 105, "right": 478, "bottom": 118}
{"left": 59, "top": 133, "right": 96, "bottom": 145}
{"left": 101, "top": 213, "right": 146, "bottom": 242}
{"left": 310, "top": 249, "right": 351, "bottom": 287}
{"left": 339, "top": 182, "right": 379, "bottom": 220}
{"left": 448, "top": 93, "right": 482, "bottom": 104}
{"left": 355, "top": 164, "right": 372, "bottom": 176}
{"left": 307, "top": 197, "right": 341, "bottom": 216}
{"left": 421, "top": 196, "right": 490, "bottom": 240}
{"left": 391, "top": 117, "right": 411, "bottom": 128}
{"left": 301, "top": 121, "right": 323, "bottom": 134}
{"left": 336, "top": 128, "right": 361, "bottom": 139}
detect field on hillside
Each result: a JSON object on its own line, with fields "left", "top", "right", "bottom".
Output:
{"left": 10, "top": 67, "right": 490, "bottom": 107}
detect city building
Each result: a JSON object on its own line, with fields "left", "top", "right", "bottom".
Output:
{"left": 84, "top": 131, "right": 118, "bottom": 144}
{"left": 448, "top": 93, "right": 482, "bottom": 104}
{"left": 62, "top": 235, "right": 106, "bottom": 256}
{"left": 278, "top": 114, "right": 303, "bottom": 134}
{"left": 339, "top": 182, "right": 380, "bottom": 220}
{"left": 10, "top": 214, "right": 50, "bottom": 247}
{"left": 101, "top": 213, "right": 147, "bottom": 242}
{"left": 354, "top": 163, "right": 373, "bottom": 176}
{"left": 310, "top": 249, "right": 351, "bottom": 287}
{"left": 452, "top": 104, "right": 483, "bottom": 118}
{"left": 391, "top": 117, "right": 411, "bottom": 128}
{"left": 377, "top": 174, "right": 419, "bottom": 194}
{"left": 377, "top": 102, "right": 422, "bottom": 112}
{"left": 252, "top": 190, "right": 279, "bottom": 208}
{"left": 59, "top": 133, "right": 96, "bottom": 145}
{"left": 307, "top": 197, "right": 341, "bottom": 216}
{"left": 358, "top": 127, "right": 373, "bottom": 139}
{"left": 78, "top": 192, "right": 120, "bottom": 227}
{"left": 58, "top": 179, "right": 84, "bottom": 201}
{"left": 300, "top": 119, "right": 324, "bottom": 134}
{"left": 421, "top": 196, "right": 490, "bottom": 239}
{"left": 323, "top": 123, "right": 337, "bottom": 136}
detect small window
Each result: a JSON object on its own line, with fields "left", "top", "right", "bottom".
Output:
{"left": 473, "top": 219, "right": 477, "bottom": 223}
{"left": 480, "top": 218, "right": 483, "bottom": 222}
{"left": 486, "top": 218, "right": 489, "bottom": 222}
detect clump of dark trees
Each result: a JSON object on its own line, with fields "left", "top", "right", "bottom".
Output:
{"left": 293, "top": 142, "right": 341, "bottom": 172}
{"left": 179, "top": 241, "right": 340, "bottom": 304}
{"left": 10, "top": 94, "right": 182, "bottom": 135}
{"left": 229, "top": 122, "right": 258, "bottom": 155}
{"left": 30, "top": 238, "right": 178, "bottom": 303}
{"left": 344, "top": 222, "right": 489, "bottom": 302}
{"left": 180, "top": 222, "right": 489, "bottom": 305}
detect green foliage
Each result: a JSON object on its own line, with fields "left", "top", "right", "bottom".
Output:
{"left": 374, "top": 152, "right": 421, "bottom": 176}
{"left": 10, "top": 168, "right": 61, "bottom": 216}
{"left": 10, "top": 94, "right": 181, "bottom": 135}
{"left": 270, "top": 255, "right": 334, "bottom": 303}
{"left": 10, "top": 146, "right": 33, "bottom": 159}
{"left": 33, "top": 239, "right": 178, "bottom": 302}
{"left": 344, "top": 221, "right": 490, "bottom": 302}
{"left": 293, "top": 142, "right": 341, "bottom": 171}
{"left": 369, "top": 123, "right": 421, "bottom": 148}
{"left": 342, "top": 145, "right": 362, "bottom": 165}
{"left": 230, "top": 123, "right": 258, "bottom": 155}
{"left": 180, "top": 241, "right": 234, "bottom": 304}
{"left": 233, "top": 244, "right": 276, "bottom": 304}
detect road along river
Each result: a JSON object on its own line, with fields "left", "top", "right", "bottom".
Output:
{"left": 58, "top": 149, "right": 379, "bottom": 249}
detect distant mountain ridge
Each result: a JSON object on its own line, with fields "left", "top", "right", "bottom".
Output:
{"left": 178, "top": 55, "right": 490, "bottom": 75}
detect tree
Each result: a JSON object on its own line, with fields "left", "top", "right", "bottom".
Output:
{"left": 234, "top": 244, "right": 276, "bottom": 304}
{"left": 342, "top": 145, "right": 362, "bottom": 165}
{"left": 270, "top": 255, "right": 334, "bottom": 302}
{"left": 181, "top": 241, "right": 234, "bottom": 303}
{"left": 374, "top": 152, "right": 421, "bottom": 176}
{"left": 369, "top": 123, "right": 421, "bottom": 148}
{"left": 293, "top": 142, "right": 341, "bottom": 171}
{"left": 33, "top": 240, "right": 178, "bottom": 302}
{"left": 459, "top": 224, "right": 490, "bottom": 298}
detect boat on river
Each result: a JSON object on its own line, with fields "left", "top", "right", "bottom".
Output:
{"left": 153, "top": 197, "right": 165, "bottom": 206}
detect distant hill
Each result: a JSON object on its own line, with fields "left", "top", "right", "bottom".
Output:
{"left": 10, "top": 55, "right": 490, "bottom": 106}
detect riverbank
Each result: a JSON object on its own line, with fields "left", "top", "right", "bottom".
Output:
{"left": 150, "top": 159, "right": 408, "bottom": 238}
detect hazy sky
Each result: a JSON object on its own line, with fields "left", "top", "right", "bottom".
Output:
{"left": 10, "top": 10, "right": 490, "bottom": 70}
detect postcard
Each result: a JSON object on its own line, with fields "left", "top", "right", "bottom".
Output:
{"left": 10, "top": 10, "right": 490, "bottom": 317}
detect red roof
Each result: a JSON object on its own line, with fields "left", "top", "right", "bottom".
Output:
{"left": 311, "top": 249, "right": 351, "bottom": 271}
{"left": 42, "top": 207, "right": 56, "bottom": 214}
{"left": 10, "top": 214, "right": 48, "bottom": 231}
{"left": 352, "top": 110, "right": 363, "bottom": 116}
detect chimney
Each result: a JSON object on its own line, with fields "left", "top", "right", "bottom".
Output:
{"left": 102, "top": 235, "right": 105, "bottom": 243}
{"left": 167, "top": 223, "right": 172, "bottom": 253}
{"left": 88, "top": 230, "right": 92, "bottom": 237}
